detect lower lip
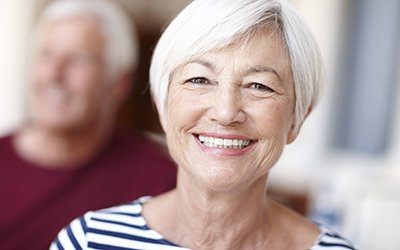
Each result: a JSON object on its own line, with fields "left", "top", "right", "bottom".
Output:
{"left": 193, "top": 135, "right": 256, "bottom": 157}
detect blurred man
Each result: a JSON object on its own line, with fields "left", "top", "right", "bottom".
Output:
{"left": 0, "top": 0, "right": 176, "bottom": 249}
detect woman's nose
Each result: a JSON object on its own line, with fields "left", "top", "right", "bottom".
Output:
{"left": 45, "top": 57, "right": 67, "bottom": 83}
{"left": 209, "top": 87, "right": 246, "bottom": 126}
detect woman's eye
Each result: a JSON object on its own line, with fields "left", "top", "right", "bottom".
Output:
{"left": 186, "top": 77, "right": 210, "bottom": 85}
{"left": 249, "top": 83, "right": 274, "bottom": 92}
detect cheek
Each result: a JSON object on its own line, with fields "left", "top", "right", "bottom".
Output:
{"left": 248, "top": 100, "right": 294, "bottom": 169}
{"left": 257, "top": 135, "right": 286, "bottom": 169}
{"left": 30, "top": 64, "right": 49, "bottom": 84}
{"left": 166, "top": 88, "right": 207, "bottom": 166}
{"left": 67, "top": 66, "right": 99, "bottom": 85}
{"left": 166, "top": 90, "right": 190, "bottom": 155}
{"left": 251, "top": 100, "right": 294, "bottom": 137}
{"left": 167, "top": 88, "right": 206, "bottom": 131}
{"left": 69, "top": 67, "right": 104, "bottom": 96}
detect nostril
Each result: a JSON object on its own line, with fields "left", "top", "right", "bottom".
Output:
{"left": 207, "top": 87, "right": 246, "bottom": 125}
{"left": 209, "top": 108, "right": 247, "bottom": 126}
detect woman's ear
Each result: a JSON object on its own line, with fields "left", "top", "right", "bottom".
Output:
{"left": 286, "top": 123, "right": 300, "bottom": 144}
{"left": 286, "top": 105, "right": 313, "bottom": 144}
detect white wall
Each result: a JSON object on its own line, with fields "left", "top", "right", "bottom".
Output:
{"left": 0, "top": 1, "right": 34, "bottom": 136}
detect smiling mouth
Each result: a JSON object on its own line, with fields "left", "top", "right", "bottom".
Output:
{"left": 194, "top": 134, "right": 255, "bottom": 149}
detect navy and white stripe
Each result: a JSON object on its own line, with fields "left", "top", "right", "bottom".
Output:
{"left": 310, "top": 226, "right": 357, "bottom": 250}
{"left": 51, "top": 197, "right": 357, "bottom": 250}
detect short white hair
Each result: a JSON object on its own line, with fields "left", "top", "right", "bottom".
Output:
{"left": 150, "top": 0, "right": 323, "bottom": 129}
{"left": 34, "top": 0, "right": 138, "bottom": 81}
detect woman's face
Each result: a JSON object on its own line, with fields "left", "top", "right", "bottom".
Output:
{"left": 166, "top": 30, "right": 298, "bottom": 191}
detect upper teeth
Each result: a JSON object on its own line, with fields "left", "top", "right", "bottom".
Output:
{"left": 198, "top": 135, "right": 251, "bottom": 149}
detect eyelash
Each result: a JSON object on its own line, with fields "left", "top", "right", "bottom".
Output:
{"left": 185, "top": 77, "right": 211, "bottom": 85}
{"left": 184, "top": 78, "right": 274, "bottom": 93}
{"left": 249, "top": 83, "right": 274, "bottom": 92}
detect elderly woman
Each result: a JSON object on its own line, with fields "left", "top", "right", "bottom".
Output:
{"left": 52, "top": 0, "right": 357, "bottom": 249}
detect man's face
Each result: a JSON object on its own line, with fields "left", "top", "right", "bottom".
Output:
{"left": 28, "top": 16, "right": 111, "bottom": 132}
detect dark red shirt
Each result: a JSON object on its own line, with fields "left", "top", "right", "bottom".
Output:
{"left": 0, "top": 132, "right": 177, "bottom": 250}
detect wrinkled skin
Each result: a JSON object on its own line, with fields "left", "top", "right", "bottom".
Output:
{"left": 166, "top": 29, "right": 299, "bottom": 193}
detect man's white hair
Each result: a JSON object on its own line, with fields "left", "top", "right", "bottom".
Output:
{"left": 150, "top": 0, "right": 323, "bottom": 130}
{"left": 34, "top": 0, "right": 138, "bottom": 81}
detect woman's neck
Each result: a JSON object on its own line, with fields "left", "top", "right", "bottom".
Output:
{"left": 177, "top": 183, "right": 272, "bottom": 249}
{"left": 144, "top": 171, "right": 277, "bottom": 250}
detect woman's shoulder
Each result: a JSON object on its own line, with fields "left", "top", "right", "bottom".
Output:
{"left": 80, "top": 196, "right": 150, "bottom": 226}
{"left": 51, "top": 197, "right": 188, "bottom": 250}
{"left": 310, "top": 225, "right": 358, "bottom": 250}
{"left": 50, "top": 197, "right": 154, "bottom": 250}
{"left": 270, "top": 201, "right": 357, "bottom": 250}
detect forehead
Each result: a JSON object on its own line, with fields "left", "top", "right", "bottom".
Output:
{"left": 37, "top": 16, "right": 104, "bottom": 49}
{"left": 180, "top": 27, "right": 292, "bottom": 79}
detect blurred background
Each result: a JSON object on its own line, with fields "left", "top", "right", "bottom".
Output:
{"left": 0, "top": 0, "right": 399, "bottom": 249}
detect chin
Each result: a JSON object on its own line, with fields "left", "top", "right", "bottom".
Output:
{"left": 191, "top": 162, "right": 256, "bottom": 193}
{"left": 32, "top": 115, "right": 82, "bottom": 133}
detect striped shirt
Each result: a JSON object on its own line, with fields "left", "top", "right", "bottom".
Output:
{"left": 51, "top": 197, "right": 357, "bottom": 250}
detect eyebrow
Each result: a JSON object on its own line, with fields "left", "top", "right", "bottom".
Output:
{"left": 186, "top": 60, "right": 282, "bottom": 82}
{"left": 245, "top": 66, "right": 282, "bottom": 82}
{"left": 186, "top": 59, "right": 216, "bottom": 72}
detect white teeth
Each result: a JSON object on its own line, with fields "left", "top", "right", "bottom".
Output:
{"left": 224, "top": 139, "right": 232, "bottom": 146}
{"left": 214, "top": 138, "right": 223, "bottom": 145}
{"left": 197, "top": 135, "right": 252, "bottom": 149}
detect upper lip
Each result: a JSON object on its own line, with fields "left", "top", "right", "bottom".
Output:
{"left": 193, "top": 132, "right": 255, "bottom": 141}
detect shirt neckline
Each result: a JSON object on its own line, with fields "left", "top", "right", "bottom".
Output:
{"left": 134, "top": 196, "right": 327, "bottom": 248}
